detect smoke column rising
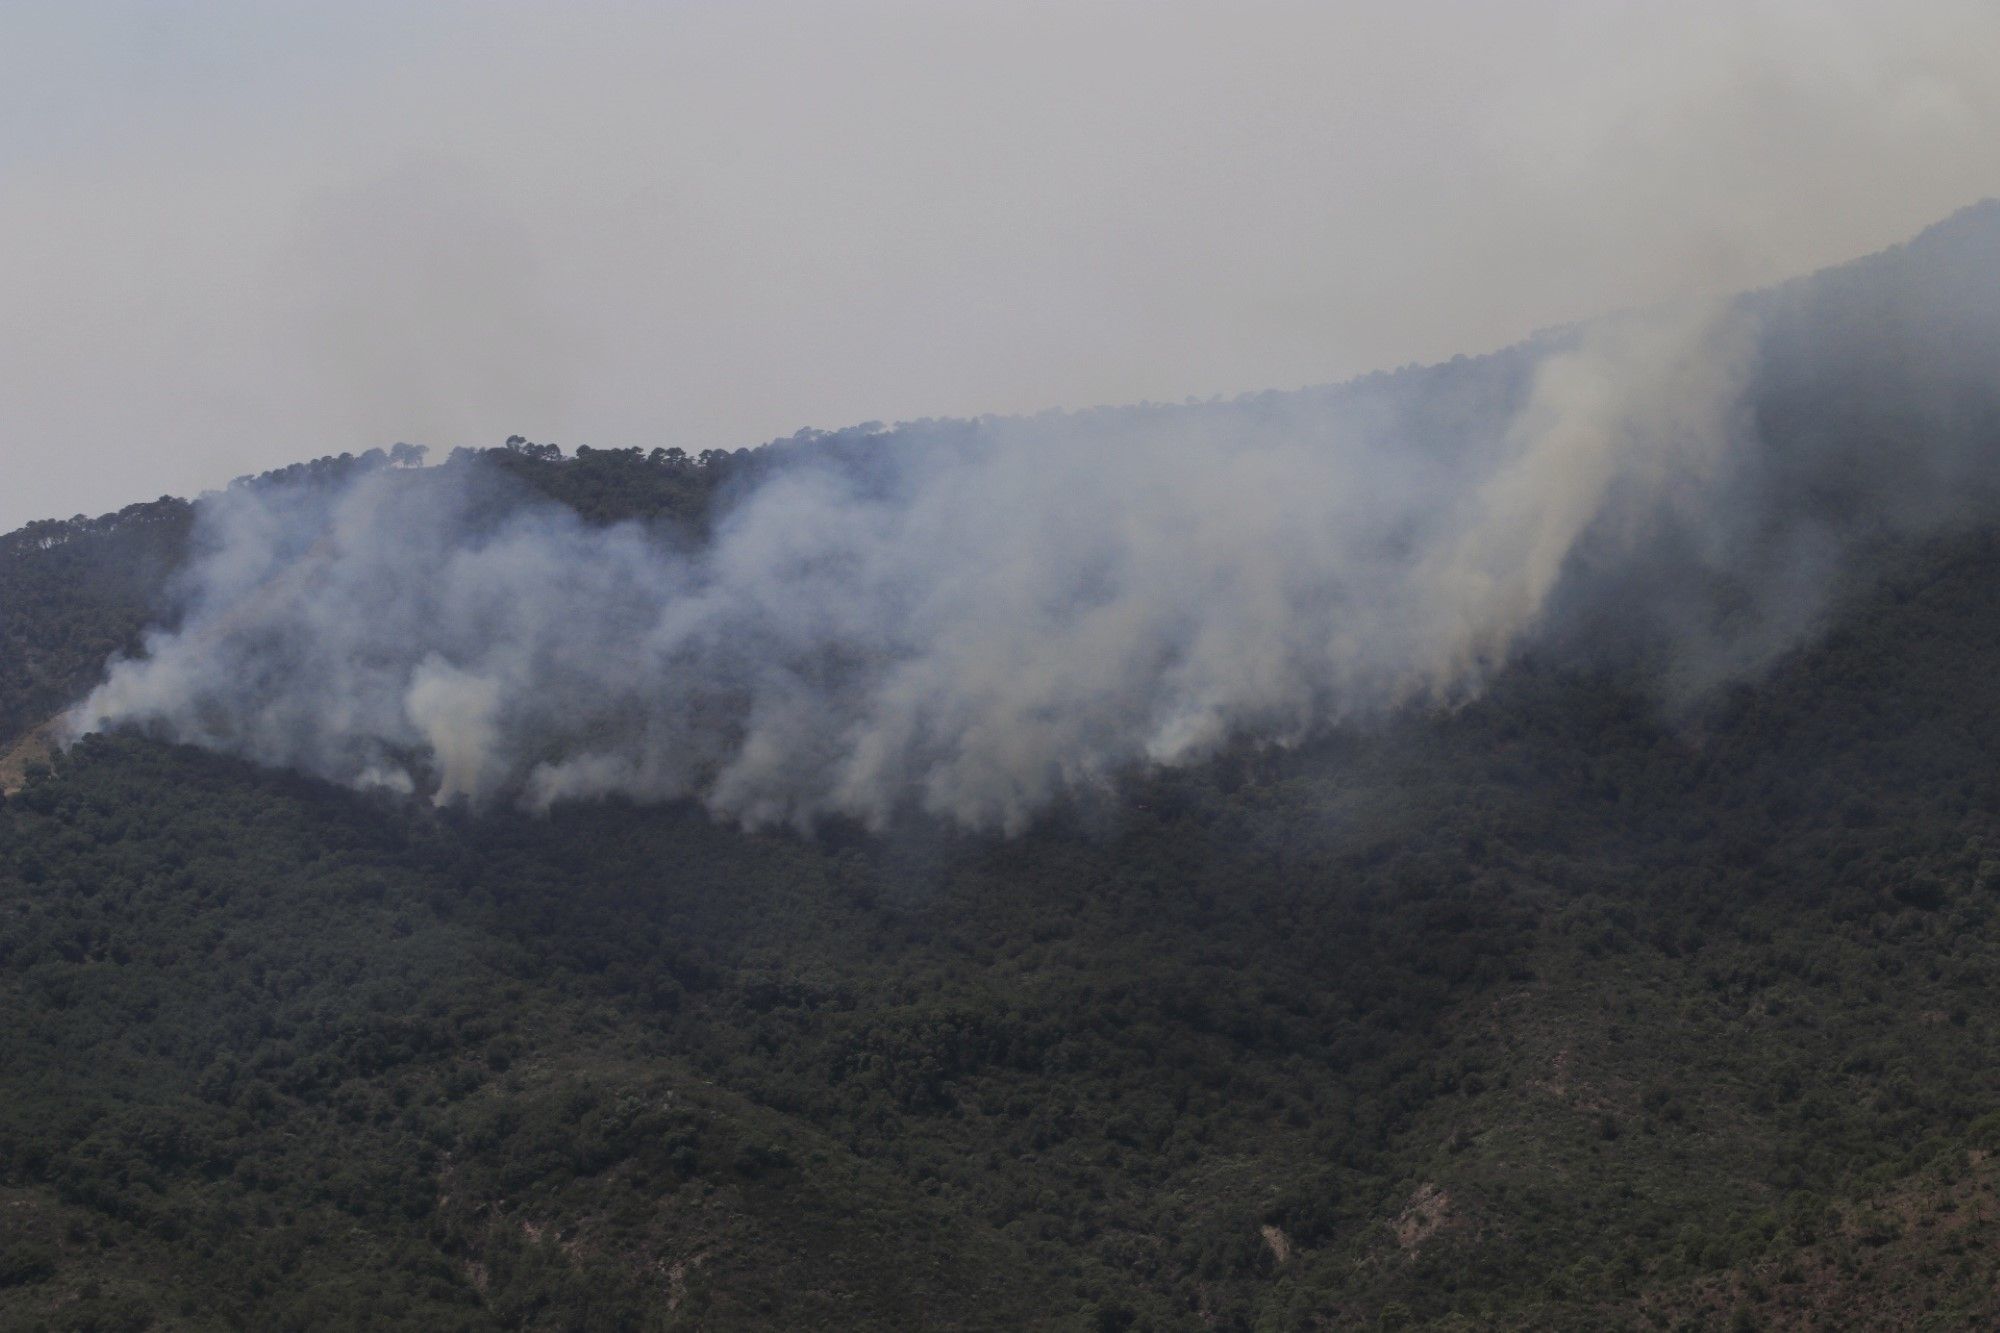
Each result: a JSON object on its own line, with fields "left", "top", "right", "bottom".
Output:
{"left": 68, "top": 205, "right": 2000, "bottom": 830}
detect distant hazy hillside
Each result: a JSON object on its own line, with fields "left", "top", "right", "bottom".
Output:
{"left": 6, "top": 207, "right": 2000, "bottom": 1329}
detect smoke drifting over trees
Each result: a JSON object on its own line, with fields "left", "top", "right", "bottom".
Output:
{"left": 69, "top": 205, "right": 2000, "bottom": 831}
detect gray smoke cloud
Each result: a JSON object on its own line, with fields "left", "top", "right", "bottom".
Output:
{"left": 64, "top": 206, "right": 2000, "bottom": 830}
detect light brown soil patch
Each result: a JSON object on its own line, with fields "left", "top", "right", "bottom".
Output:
{"left": 1393, "top": 1182, "right": 1455, "bottom": 1255}
{"left": 1260, "top": 1224, "right": 1292, "bottom": 1265}
{"left": 0, "top": 719, "right": 61, "bottom": 795}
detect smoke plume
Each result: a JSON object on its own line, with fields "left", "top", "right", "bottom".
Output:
{"left": 69, "top": 205, "right": 2000, "bottom": 831}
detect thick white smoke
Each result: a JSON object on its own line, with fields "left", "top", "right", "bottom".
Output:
{"left": 68, "top": 302, "right": 1753, "bottom": 832}
{"left": 64, "top": 203, "right": 2000, "bottom": 830}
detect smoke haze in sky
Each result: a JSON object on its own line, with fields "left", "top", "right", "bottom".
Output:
{"left": 6, "top": 1, "right": 2000, "bottom": 532}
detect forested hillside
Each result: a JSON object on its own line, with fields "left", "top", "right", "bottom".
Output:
{"left": 6, "top": 455, "right": 2000, "bottom": 1330}
{"left": 9, "top": 209, "right": 2000, "bottom": 1330}
{"left": 0, "top": 500, "right": 190, "bottom": 753}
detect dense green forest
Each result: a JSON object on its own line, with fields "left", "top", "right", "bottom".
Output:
{"left": 8, "top": 434, "right": 2000, "bottom": 1330}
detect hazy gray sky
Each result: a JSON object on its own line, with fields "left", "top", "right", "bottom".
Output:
{"left": 5, "top": 0, "right": 1999, "bottom": 531}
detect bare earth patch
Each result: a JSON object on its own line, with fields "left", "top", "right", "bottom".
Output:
{"left": 1392, "top": 1182, "right": 1456, "bottom": 1256}
{"left": 1260, "top": 1224, "right": 1292, "bottom": 1266}
{"left": 0, "top": 719, "right": 60, "bottom": 795}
